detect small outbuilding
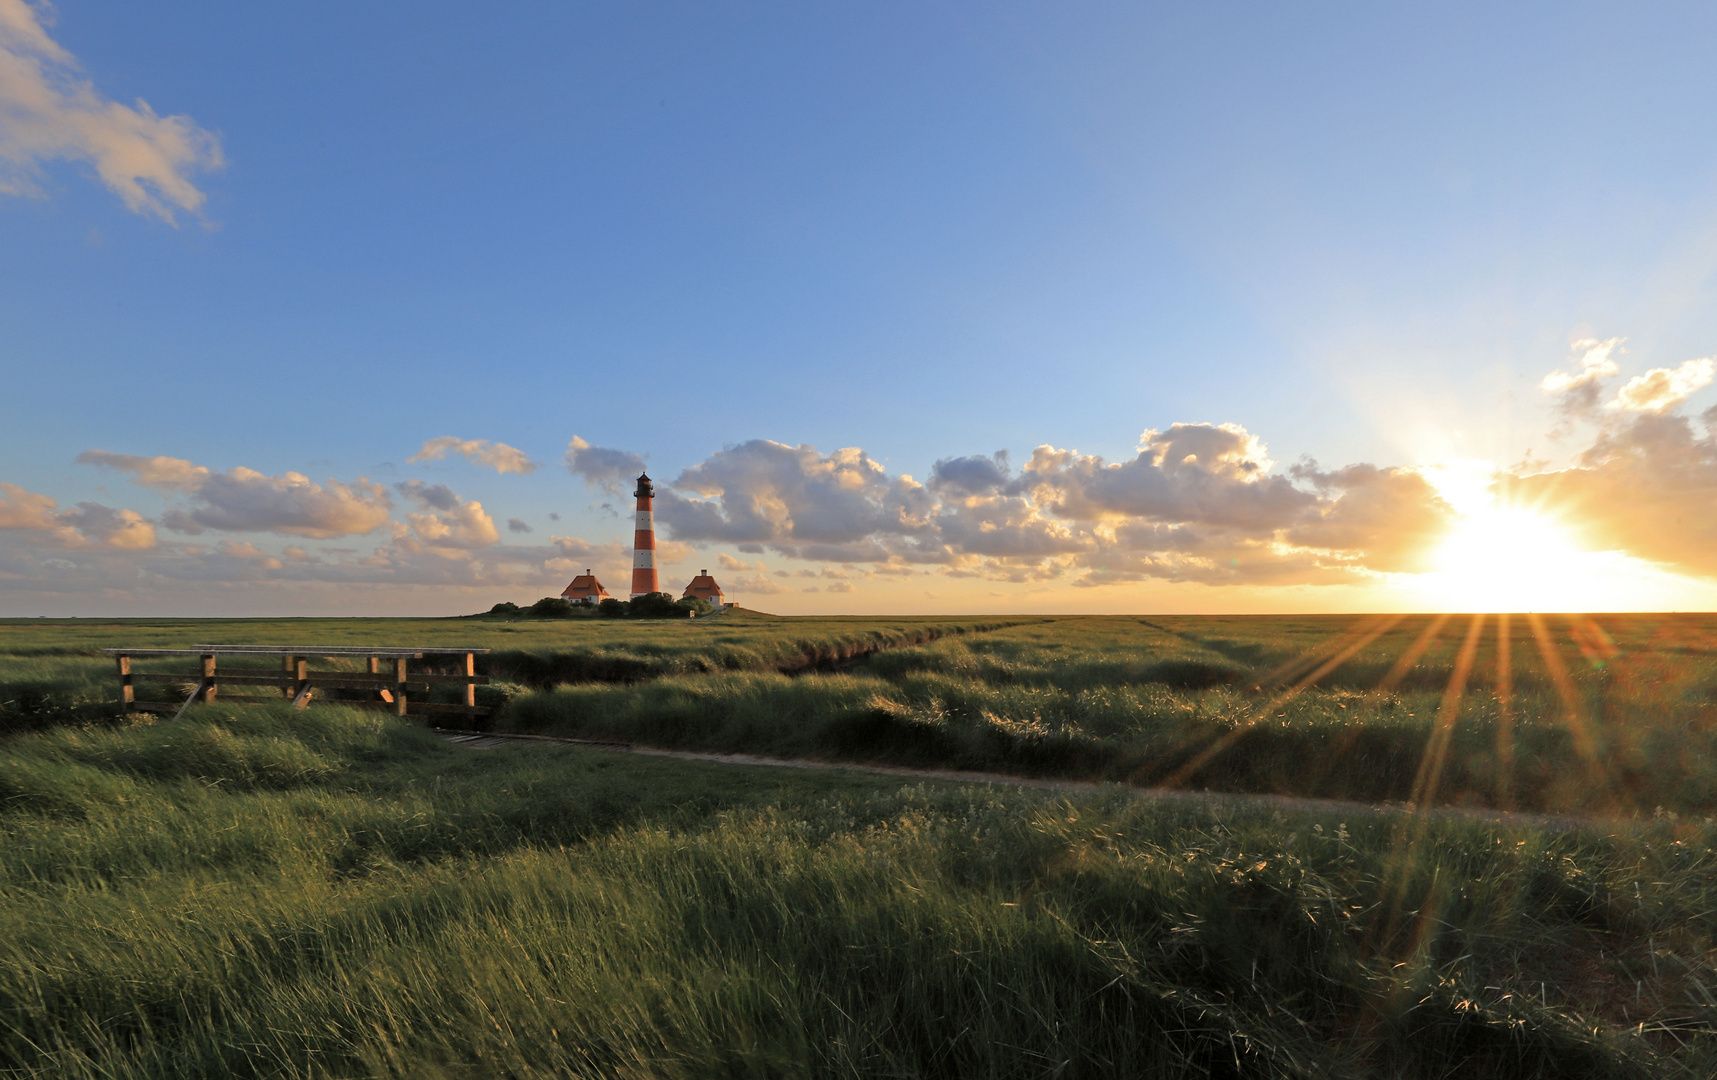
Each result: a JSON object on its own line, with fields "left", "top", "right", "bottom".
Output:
{"left": 561, "top": 569, "right": 611, "bottom": 605}
{"left": 682, "top": 569, "right": 724, "bottom": 606}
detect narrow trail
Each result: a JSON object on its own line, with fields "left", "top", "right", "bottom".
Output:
{"left": 436, "top": 729, "right": 1603, "bottom": 832}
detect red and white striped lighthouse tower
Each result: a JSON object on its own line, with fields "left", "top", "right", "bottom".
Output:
{"left": 629, "top": 472, "right": 659, "bottom": 598}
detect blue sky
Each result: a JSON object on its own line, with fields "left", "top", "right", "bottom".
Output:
{"left": 4, "top": 1, "right": 1717, "bottom": 614}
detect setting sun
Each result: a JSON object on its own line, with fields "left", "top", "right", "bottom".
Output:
{"left": 1425, "top": 504, "right": 1588, "bottom": 612}
{"left": 1395, "top": 471, "right": 1701, "bottom": 613}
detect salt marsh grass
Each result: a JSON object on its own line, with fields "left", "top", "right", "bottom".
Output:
{"left": 3, "top": 703, "right": 1716, "bottom": 1076}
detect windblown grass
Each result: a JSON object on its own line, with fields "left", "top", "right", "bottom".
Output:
{"left": 3, "top": 704, "right": 1716, "bottom": 1077}
{"left": 0, "top": 612, "right": 1014, "bottom": 734}
{"left": 504, "top": 614, "right": 1717, "bottom": 817}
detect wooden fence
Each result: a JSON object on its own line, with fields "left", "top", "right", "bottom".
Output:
{"left": 102, "top": 645, "right": 491, "bottom": 722}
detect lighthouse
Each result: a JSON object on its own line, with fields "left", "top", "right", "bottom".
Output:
{"left": 630, "top": 471, "right": 658, "bottom": 598}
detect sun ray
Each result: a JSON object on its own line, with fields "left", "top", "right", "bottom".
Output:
{"left": 1256, "top": 615, "right": 1399, "bottom": 689}
{"left": 1159, "top": 615, "right": 1405, "bottom": 789}
{"left": 1378, "top": 613, "right": 1452, "bottom": 693}
{"left": 1527, "top": 612, "right": 1612, "bottom": 805}
{"left": 1495, "top": 612, "right": 1514, "bottom": 810}
{"left": 1407, "top": 613, "right": 1485, "bottom": 809}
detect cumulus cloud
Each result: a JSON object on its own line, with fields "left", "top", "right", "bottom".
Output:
{"left": 407, "top": 436, "right": 537, "bottom": 475}
{"left": 1609, "top": 357, "right": 1715, "bottom": 413}
{"left": 58, "top": 502, "right": 155, "bottom": 549}
{"left": 1509, "top": 409, "right": 1717, "bottom": 575}
{"left": 1505, "top": 339, "right": 1717, "bottom": 576}
{"left": 80, "top": 449, "right": 395, "bottom": 539}
{"left": 1287, "top": 463, "right": 1455, "bottom": 574}
{"left": 395, "top": 480, "right": 459, "bottom": 511}
{"left": 1541, "top": 337, "right": 1623, "bottom": 395}
{"left": 0, "top": 480, "right": 65, "bottom": 531}
{"left": 0, "top": 481, "right": 155, "bottom": 548}
{"left": 1025, "top": 424, "right": 1311, "bottom": 528}
{"left": 929, "top": 451, "right": 1011, "bottom": 495}
{"left": 75, "top": 450, "right": 207, "bottom": 492}
{"left": 406, "top": 501, "right": 499, "bottom": 553}
{"left": 727, "top": 573, "right": 791, "bottom": 595}
{"left": 660, "top": 440, "right": 937, "bottom": 563}
{"left": 0, "top": 0, "right": 222, "bottom": 221}
{"left": 658, "top": 424, "right": 1474, "bottom": 586}
{"left": 506, "top": 518, "right": 532, "bottom": 534}
{"left": 165, "top": 469, "right": 392, "bottom": 539}
{"left": 392, "top": 480, "right": 499, "bottom": 553}
{"left": 565, "top": 436, "right": 647, "bottom": 496}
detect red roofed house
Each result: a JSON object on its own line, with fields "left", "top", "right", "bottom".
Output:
{"left": 682, "top": 569, "right": 724, "bottom": 607}
{"left": 561, "top": 569, "right": 611, "bottom": 605}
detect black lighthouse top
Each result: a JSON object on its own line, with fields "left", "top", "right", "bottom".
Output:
{"left": 634, "top": 472, "right": 654, "bottom": 499}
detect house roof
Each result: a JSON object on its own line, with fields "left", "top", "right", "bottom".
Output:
{"left": 683, "top": 570, "right": 723, "bottom": 598}
{"left": 561, "top": 571, "right": 610, "bottom": 599}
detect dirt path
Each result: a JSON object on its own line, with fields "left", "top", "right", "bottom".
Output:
{"left": 436, "top": 729, "right": 1600, "bottom": 831}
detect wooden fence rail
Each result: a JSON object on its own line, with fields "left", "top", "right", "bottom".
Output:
{"left": 102, "top": 646, "right": 491, "bottom": 722}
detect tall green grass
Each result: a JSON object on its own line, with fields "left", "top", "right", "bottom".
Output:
{"left": 0, "top": 613, "right": 1020, "bottom": 735}
{"left": 502, "top": 616, "right": 1717, "bottom": 816}
{"left": 2, "top": 704, "right": 1716, "bottom": 1076}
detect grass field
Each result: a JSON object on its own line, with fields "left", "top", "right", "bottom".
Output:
{"left": 5, "top": 613, "right": 1717, "bottom": 1074}
{"left": 3, "top": 701, "right": 1716, "bottom": 1077}
{"left": 7, "top": 611, "right": 1717, "bottom": 817}
{"left": 502, "top": 612, "right": 1717, "bottom": 818}
{"left": 0, "top": 612, "right": 1011, "bottom": 736}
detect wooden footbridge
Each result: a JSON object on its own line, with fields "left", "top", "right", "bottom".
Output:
{"left": 102, "top": 645, "right": 490, "bottom": 723}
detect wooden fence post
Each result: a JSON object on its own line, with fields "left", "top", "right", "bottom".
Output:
{"left": 116, "top": 654, "right": 133, "bottom": 713}
{"left": 394, "top": 656, "right": 409, "bottom": 717}
{"left": 461, "top": 652, "right": 476, "bottom": 714}
{"left": 292, "top": 658, "right": 312, "bottom": 708}
{"left": 200, "top": 653, "right": 217, "bottom": 705}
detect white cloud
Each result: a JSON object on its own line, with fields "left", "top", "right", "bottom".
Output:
{"left": 407, "top": 436, "right": 538, "bottom": 475}
{"left": 0, "top": 0, "right": 222, "bottom": 221}
{"left": 660, "top": 440, "right": 937, "bottom": 561}
{"left": 407, "top": 501, "right": 500, "bottom": 553}
{"left": 165, "top": 468, "right": 392, "bottom": 539}
{"left": 1509, "top": 408, "right": 1717, "bottom": 575}
{"left": 0, "top": 480, "right": 67, "bottom": 533}
{"left": 1609, "top": 357, "right": 1715, "bottom": 413}
{"left": 395, "top": 479, "right": 460, "bottom": 511}
{"left": 1541, "top": 337, "right": 1624, "bottom": 394}
{"left": 0, "top": 481, "right": 157, "bottom": 549}
{"left": 648, "top": 426, "right": 1466, "bottom": 585}
{"left": 81, "top": 449, "right": 395, "bottom": 539}
{"left": 75, "top": 450, "right": 208, "bottom": 492}
{"left": 565, "top": 436, "right": 647, "bottom": 495}
{"left": 58, "top": 502, "right": 155, "bottom": 549}
{"left": 727, "top": 573, "right": 791, "bottom": 595}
